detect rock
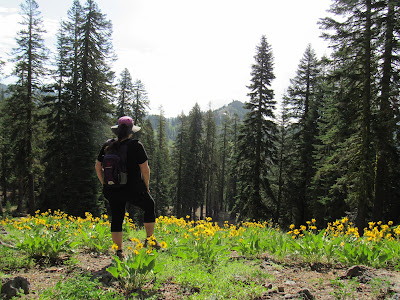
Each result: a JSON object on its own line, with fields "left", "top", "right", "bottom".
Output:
{"left": 285, "top": 280, "right": 296, "bottom": 285}
{"left": 1, "top": 276, "right": 30, "bottom": 300}
{"left": 278, "top": 286, "right": 285, "bottom": 293}
{"left": 298, "top": 289, "right": 314, "bottom": 300}
{"left": 343, "top": 265, "right": 367, "bottom": 279}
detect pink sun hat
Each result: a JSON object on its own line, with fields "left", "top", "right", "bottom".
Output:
{"left": 111, "top": 116, "right": 141, "bottom": 135}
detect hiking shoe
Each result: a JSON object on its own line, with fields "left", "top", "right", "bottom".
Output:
{"left": 116, "top": 249, "right": 125, "bottom": 259}
{"left": 144, "top": 237, "right": 162, "bottom": 250}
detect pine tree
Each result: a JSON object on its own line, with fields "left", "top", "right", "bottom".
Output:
{"left": 80, "top": 0, "right": 114, "bottom": 119}
{"left": 203, "top": 107, "right": 217, "bottom": 219}
{"left": 182, "top": 103, "right": 203, "bottom": 219}
{"left": 40, "top": 0, "right": 84, "bottom": 213}
{"left": 284, "top": 45, "right": 321, "bottom": 225}
{"left": 41, "top": 0, "right": 114, "bottom": 216}
{"left": 116, "top": 68, "right": 134, "bottom": 118}
{"left": 217, "top": 112, "right": 231, "bottom": 216}
{"left": 9, "top": 0, "right": 48, "bottom": 214}
{"left": 172, "top": 112, "right": 188, "bottom": 217}
{"left": 320, "top": 0, "right": 378, "bottom": 230}
{"left": 274, "top": 97, "right": 291, "bottom": 224}
{"left": 225, "top": 113, "right": 240, "bottom": 213}
{"left": 141, "top": 118, "right": 156, "bottom": 163}
{"left": 234, "top": 35, "right": 278, "bottom": 221}
{"left": 132, "top": 79, "right": 149, "bottom": 126}
{"left": 373, "top": 0, "right": 400, "bottom": 222}
{"left": 152, "top": 107, "right": 170, "bottom": 216}
{"left": 311, "top": 57, "right": 350, "bottom": 226}
{"left": 40, "top": 28, "right": 74, "bottom": 211}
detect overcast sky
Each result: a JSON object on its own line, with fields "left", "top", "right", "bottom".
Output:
{"left": 0, "top": 0, "right": 332, "bottom": 117}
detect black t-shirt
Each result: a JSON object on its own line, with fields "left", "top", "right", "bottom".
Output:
{"left": 97, "top": 139, "right": 148, "bottom": 187}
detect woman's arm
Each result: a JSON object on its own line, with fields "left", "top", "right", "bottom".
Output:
{"left": 139, "top": 160, "right": 150, "bottom": 192}
{"left": 95, "top": 160, "right": 104, "bottom": 185}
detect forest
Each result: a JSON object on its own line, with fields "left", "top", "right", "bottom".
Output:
{"left": 0, "top": 0, "right": 399, "bottom": 234}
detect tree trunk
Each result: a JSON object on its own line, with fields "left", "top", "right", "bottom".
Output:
{"left": 17, "top": 178, "right": 24, "bottom": 213}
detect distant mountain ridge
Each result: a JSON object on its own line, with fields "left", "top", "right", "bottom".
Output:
{"left": 146, "top": 100, "right": 247, "bottom": 142}
{"left": 213, "top": 100, "right": 247, "bottom": 125}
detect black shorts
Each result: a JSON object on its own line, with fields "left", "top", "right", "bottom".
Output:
{"left": 103, "top": 186, "right": 156, "bottom": 232}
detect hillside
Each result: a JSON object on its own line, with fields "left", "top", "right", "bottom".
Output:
{"left": 146, "top": 100, "right": 248, "bottom": 142}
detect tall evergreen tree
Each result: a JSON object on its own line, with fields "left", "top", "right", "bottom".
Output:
{"left": 182, "top": 103, "right": 203, "bottom": 219}
{"left": 42, "top": 0, "right": 114, "bottom": 216}
{"left": 152, "top": 107, "right": 170, "bottom": 216}
{"left": 40, "top": 0, "right": 84, "bottom": 213}
{"left": 116, "top": 68, "right": 134, "bottom": 118}
{"left": 203, "top": 107, "right": 217, "bottom": 219}
{"left": 217, "top": 112, "right": 231, "bottom": 215}
{"left": 320, "top": 0, "right": 379, "bottom": 230}
{"left": 9, "top": 0, "right": 48, "bottom": 214}
{"left": 284, "top": 45, "right": 321, "bottom": 225}
{"left": 40, "top": 25, "right": 75, "bottom": 212}
{"left": 311, "top": 58, "right": 351, "bottom": 226}
{"left": 172, "top": 112, "right": 188, "bottom": 217}
{"left": 132, "top": 79, "right": 149, "bottom": 126}
{"left": 274, "top": 98, "right": 291, "bottom": 224}
{"left": 234, "top": 35, "right": 278, "bottom": 221}
{"left": 225, "top": 113, "right": 240, "bottom": 213}
{"left": 373, "top": 0, "right": 400, "bottom": 222}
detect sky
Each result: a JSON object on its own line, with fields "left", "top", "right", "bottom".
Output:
{"left": 0, "top": 0, "right": 332, "bottom": 118}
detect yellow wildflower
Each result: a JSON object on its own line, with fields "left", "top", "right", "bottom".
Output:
{"left": 130, "top": 237, "right": 140, "bottom": 243}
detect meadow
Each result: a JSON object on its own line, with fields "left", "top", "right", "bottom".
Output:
{"left": 1, "top": 210, "right": 400, "bottom": 299}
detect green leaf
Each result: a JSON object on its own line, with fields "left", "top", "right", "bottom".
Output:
{"left": 106, "top": 266, "right": 119, "bottom": 278}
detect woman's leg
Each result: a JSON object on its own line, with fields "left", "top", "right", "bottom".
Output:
{"left": 133, "top": 191, "right": 156, "bottom": 237}
{"left": 144, "top": 222, "right": 155, "bottom": 238}
{"left": 105, "top": 189, "right": 127, "bottom": 251}
{"left": 112, "top": 231, "right": 123, "bottom": 249}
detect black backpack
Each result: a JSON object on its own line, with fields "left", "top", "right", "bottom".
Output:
{"left": 102, "top": 139, "right": 129, "bottom": 188}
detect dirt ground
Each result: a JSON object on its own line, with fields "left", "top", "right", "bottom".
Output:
{"left": 4, "top": 250, "right": 400, "bottom": 300}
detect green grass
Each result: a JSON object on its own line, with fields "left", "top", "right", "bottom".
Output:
{"left": 0, "top": 245, "right": 34, "bottom": 271}
{"left": 39, "top": 272, "right": 124, "bottom": 300}
{"left": 155, "top": 253, "right": 272, "bottom": 299}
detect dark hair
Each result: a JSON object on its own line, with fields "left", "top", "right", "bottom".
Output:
{"left": 117, "top": 124, "right": 130, "bottom": 140}
{"left": 105, "top": 124, "right": 131, "bottom": 153}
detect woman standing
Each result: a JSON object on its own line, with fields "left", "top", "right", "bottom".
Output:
{"left": 95, "top": 116, "right": 159, "bottom": 258}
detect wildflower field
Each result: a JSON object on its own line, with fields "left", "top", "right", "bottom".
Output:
{"left": 1, "top": 210, "right": 400, "bottom": 299}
